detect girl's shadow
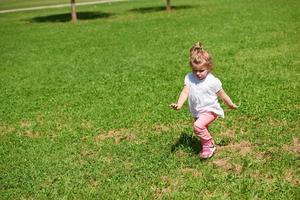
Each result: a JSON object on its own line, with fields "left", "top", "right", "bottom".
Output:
{"left": 171, "top": 132, "right": 201, "bottom": 154}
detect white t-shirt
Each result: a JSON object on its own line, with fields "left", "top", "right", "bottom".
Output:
{"left": 184, "top": 72, "right": 224, "bottom": 118}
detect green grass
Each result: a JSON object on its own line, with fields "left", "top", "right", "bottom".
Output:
{"left": 1, "top": 0, "right": 300, "bottom": 199}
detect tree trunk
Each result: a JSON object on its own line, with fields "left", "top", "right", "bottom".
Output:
{"left": 166, "top": 0, "right": 171, "bottom": 12}
{"left": 71, "top": 0, "right": 77, "bottom": 22}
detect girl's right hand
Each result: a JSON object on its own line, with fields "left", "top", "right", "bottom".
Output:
{"left": 170, "top": 103, "right": 181, "bottom": 110}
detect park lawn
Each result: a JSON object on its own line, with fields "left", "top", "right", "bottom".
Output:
{"left": 0, "top": 0, "right": 299, "bottom": 199}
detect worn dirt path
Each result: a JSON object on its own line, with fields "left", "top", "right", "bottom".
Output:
{"left": 0, "top": 0, "right": 127, "bottom": 14}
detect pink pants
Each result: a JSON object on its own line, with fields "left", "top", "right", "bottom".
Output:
{"left": 193, "top": 112, "right": 218, "bottom": 141}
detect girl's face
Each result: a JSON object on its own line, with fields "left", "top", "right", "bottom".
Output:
{"left": 191, "top": 63, "right": 209, "bottom": 80}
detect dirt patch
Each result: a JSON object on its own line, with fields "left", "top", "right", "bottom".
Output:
{"left": 20, "top": 120, "right": 32, "bottom": 128}
{"left": 89, "top": 178, "right": 99, "bottom": 188}
{"left": 0, "top": 125, "right": 16, "bottom": 136}
{"left": 284, "top": 169, "right": 299, "bottom": 186}
{"left": 201, "top": 190, "right": 229, "bottom": 199}
{"left": 154, "top": 120, "right": 191, "bottom": 133}
{"left": 100, "top": 156, "right": 112, "bottom": 164}
{"left": 252, "top": 170, "right": 262, "bottom": 178}
{"left": 96, "top": 129, "right": 136, "bottom": 144}
{"left": 219, "top": 129, "right": 236, "bottom": 138}
{"left": 217, "top": 140, "right": 252, "bottom": 156}
{"left": 268, "top": 118, "right": 288, "bottom": 127}
{"left": 154, "top": 124, "right": 171, "bottom": 132}
{"left": 254, "top": 149, "right": 275, "bottom": 163}
{"left": 155, "top": 187, "right": 172, "bottom": 198}
{"left": 24, "top": 130, "right": 40, "bottom": 138}
{"left": 19, "top": 119, "right": 41, "bottom": 138}
{"left": 179, "top": 168, "right": 202, "bottom": 177}
{"left": 213, "top": 158, "right": 243, "bottom": 173}
{"left": 255, "top": 152, "right": 265, "bottom": 160}
{"left": 283, "top": 137, "right": 300, "bottom": 155}
{"left": 80, "top": 150, "right": 96, "bottom": 158}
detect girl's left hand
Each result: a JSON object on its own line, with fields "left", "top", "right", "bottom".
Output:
{"left": 229, "top": 103, "right": 238, "bottom": 109}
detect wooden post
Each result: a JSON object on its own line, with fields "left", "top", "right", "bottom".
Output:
{"left": 71, "top": 0, "right": 77, "bottom": 22}
{"left": 166, "top": 0, "right": 171, "bottom": 12}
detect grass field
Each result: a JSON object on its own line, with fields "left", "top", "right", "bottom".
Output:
{"left": 0, "top": 0, "right": 299, "bottom": 199}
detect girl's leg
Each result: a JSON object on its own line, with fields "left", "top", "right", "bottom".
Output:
{"left": 193, "top": 112, "right": 218, "bottom": 158}
{"left": 193, "top": 112, "right": 217, "bottom": 141}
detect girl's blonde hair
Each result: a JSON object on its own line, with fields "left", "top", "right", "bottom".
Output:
{"left": 189, "top": 42, "right": 213, "bottom": 70}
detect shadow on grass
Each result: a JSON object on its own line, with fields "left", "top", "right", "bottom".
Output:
{"left": 130, "top": 5, "right": 195, "bottom": 14}
{"left": 171, "top": 132, "right": 201, "bottom": 154}
{"left": 29, "top": 11, "right": 112, "bottom": 23}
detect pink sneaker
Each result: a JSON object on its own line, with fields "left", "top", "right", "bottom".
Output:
{"left": 200, "top": 139, "right": 216, "bottom": 159}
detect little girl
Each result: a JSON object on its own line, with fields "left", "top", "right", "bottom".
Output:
{"left": 170, "top": 42, "right": 238, "bottom": 159}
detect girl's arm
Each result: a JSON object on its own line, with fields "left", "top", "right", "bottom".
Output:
{"left": 217, "top": 89, "right": 238, "bottom": 109}
{"left": 170, "top": 85, "right": 189, "bottom": 110}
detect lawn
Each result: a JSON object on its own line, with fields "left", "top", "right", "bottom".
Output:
{"left": 0, "top": 0, "right": 299, "bottom": 199}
